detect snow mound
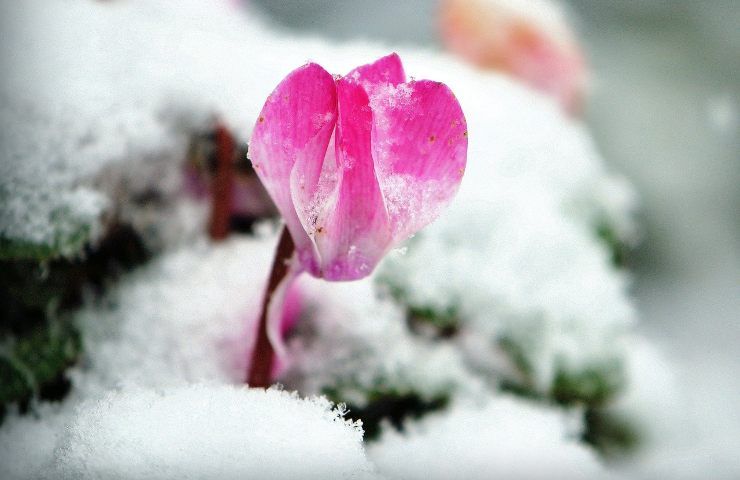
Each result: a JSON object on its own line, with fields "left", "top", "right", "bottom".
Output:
{"left": 71, "top": 232, "right": 277, "bottom": 396}
{"left": 379, "top": 184, "right": 635, "bottom": 395}
{"left": 48, "top": 384, "right": 381, "bottom": 480}
{"left": 283, "top": 277, "right": 484, "bottom": 406}
{"left": 369, "top": 395, "right": 619, "bottom": 480}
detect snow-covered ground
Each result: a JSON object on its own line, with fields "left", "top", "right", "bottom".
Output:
{"left": 1, "top": 0, "right": 736, "bottom": 478}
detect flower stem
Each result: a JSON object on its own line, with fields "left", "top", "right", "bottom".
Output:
{"left": 208, "top": 123, "right": 235, "bottom": 241}
{"left": 247, "top": 226, "right": 296, "bottom": 388}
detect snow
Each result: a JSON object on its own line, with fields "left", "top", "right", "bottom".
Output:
{"left": 0, "top": 233, "right": 382, "bottom": 480}
{"left": 368, "top": 395, "right": 619, "bottom": 480}
{"left": 49, "top": 385, "right": 380, "bottom": 480}
{"left": 378, "top": 164, "right": 637, "bottom": 394}
{"left": 0, "top": 0, "right": 677, "bottom": 478}
{"left": 282, "top": 277, "right": 485, "bottom": 406}
{"left": 70, "top": 233, "right": 277, "bottom": 395}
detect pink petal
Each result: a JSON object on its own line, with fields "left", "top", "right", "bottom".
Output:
{"left": 369, "top": 80, "right": 468, "bottom": 242}
{"left": 312, "top": 77, "right": 392, "bottom": 281}
{"left": 270, "top": 277, "right": 304, "bottom": 379}
{"left": 345, "top": 52, "right": 406, "bottom": 88}
{"left": 249, "top": 63, "right": 337, "bottom": 260}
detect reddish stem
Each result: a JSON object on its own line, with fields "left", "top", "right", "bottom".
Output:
{"left": 208, "top": 124, "right": 235, "bottom": 241}
{"left": 247, "top": 226, "right": 296, "bottom": 388}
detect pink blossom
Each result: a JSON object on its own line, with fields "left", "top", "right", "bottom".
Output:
{"left": 250, "top": 53, "right": 468, "bottom": 280}
{"left": 439, "top": 0, "right": 587, "bottom": 114}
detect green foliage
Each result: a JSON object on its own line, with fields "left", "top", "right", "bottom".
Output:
{"left": 378, "top": 277, "right": 461, "bottom": 339}
{"left": 497, "top": 344, "right": 632, "bottom": 457}
{"left": 406, "top": 306, "right": 459, "bottom": 339}
{"left": 0, "top": 224, "right": 150, "bottom": 419}
{"left": 583, "top": 407, "right": 641, "bottom": 458}
{"left": 322, "top": 383, "right": 449, "bottom": 441}
{"left": 0, "top": 218, "right": 93, "bottom": 262}
{"left": 0, "top": 319, "right": 80, "bottom": 407}
{"left": 550, "top": 361, "right": 625, "bottom": 407}
{"left": 596, "top": 221, "right": 630, "bottom": 268}
{"left": 498, "top": 339, "right": 625, "bottom": 408}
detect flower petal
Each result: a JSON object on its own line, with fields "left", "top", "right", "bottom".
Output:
{"left": 313, "top": 77, "right": 392, "bottom": 281}
{"left": 345, "top": 52, "right": 406, "bottom": 89}
{"left": 369, "top": 80, "right": 468, "bottom": 242}
{"left": 249, "top": 63, "right": 337, "bottom": 259}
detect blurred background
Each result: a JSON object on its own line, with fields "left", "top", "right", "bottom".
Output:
{"left": 253, "top": 0, "right": 739, "bottom": 459}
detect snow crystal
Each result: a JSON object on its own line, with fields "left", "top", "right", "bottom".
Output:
{"left": 48, "top": 385, "right": 380, "bottom": 480}
{"left": 368, "top": 394, "right": 620, "bottom": 480}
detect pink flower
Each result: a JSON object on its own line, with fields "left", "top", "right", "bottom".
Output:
{"left": 439, "top": 0, "right": 587, "bottom": 114}
{"left": 250, "top": 53, "right": 468, "bottom": 280}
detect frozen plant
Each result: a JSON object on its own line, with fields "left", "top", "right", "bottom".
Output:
{"left": 247, "top": 53, "right": 468, "bottom": 387}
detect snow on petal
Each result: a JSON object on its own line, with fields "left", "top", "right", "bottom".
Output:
{"left": 369, "top": 80, "right": 468, "bottom": 243}
{"left": 249, "top": 63, "right": 337, "bottom": 261}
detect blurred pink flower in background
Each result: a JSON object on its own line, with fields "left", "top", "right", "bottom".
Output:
{"left": 439, "top": 0, "right": 588, "bottom": 114}
{"left": 250, "top": 53, "right": 468, "bottom": 281}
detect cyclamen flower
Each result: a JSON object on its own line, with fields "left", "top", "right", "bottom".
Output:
{"left": 439, "top": 0, "right": 587, "bottom": 113}
{"left": 250, "top": 53, "right": 468, "bottom": 281}
{"left": 246, "top": 54, "right": 467, "bottom": 387}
